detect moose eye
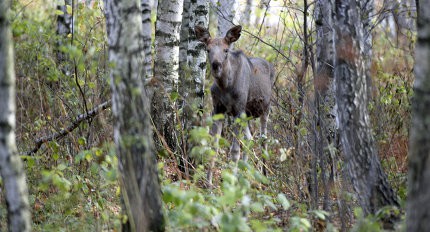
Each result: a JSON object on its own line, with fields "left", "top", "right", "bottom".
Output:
{"left": 224, "top": 49, "right": 229, "bottom": 53}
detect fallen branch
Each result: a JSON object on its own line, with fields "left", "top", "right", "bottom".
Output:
{"left": 24, "top": 100, "right": 112, "bottom": 156}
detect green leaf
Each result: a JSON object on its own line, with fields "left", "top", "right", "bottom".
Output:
{"left": 277, "top": 193, "right": 290, "bottom": 210}
{"left": 66, "top": 5, "right": 72, "bottom": 15}
{"left": 27, "top": 157, "right": 35, "bottom": 168}
{"left": 78, "top": 137, "right": 86, "bottom": 146}
{"left": 250, "top": 202, "right": 265, "bottom": 213}
{"left": 57, "top": 163, "right": 68, "bottom": 171}
{"left": 170, "top": 91, "right": 179, "bottom": 101}
{"left": 55, "top": 10, "right": 64, "bottom": 15}
{"left": 212, "top": 113, "right": 225, "bottom": 121}
{"left": 310, "top": 210, "right": 328, "bottom": 220}
{"left": 299, "top": 218, "right": 311, "bottom": 228}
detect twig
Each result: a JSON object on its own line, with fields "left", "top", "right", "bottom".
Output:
{"left": 24, "top": 100, "right": 112, "bottom": 156}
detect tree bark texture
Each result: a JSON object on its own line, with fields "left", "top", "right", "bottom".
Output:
{"left": 241, "top": 0, "right": 252, "bottom": 26}
{"left": 56, "top": 0, "right": 73, "bottom": 75}
{"left": 186, "top": 0, "right": 209, "bottom": 111}
{"left": 359, "top": 0, "right": 374, "bottom": 97}
{"left": 334, "top": 0, "right": 399, "bottom": 216}
{"left": 104, "top": 0, "right": 164, "bottom": 231}
{"left": 179, "top": 0, "right": 209, "bottom": 141}
{"left": 0, "top": 1, "right": 32, "bottom": 231}
{"left": 141, "top": 0, "right": 153, "bottom": 79}
{"left": 215, "top": 0, "right": 237, "bottom": 36}
{"left": 314, "top": 0, "right": 336, "bottom": 210}
{"left": 152, "top": 0, "right": 184, "bottom": 151}
{"left": 407, "top": 1, "right": 430, "bottom": 231}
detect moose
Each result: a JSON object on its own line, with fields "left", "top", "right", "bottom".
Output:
{"left": 195, "top": 25, "right": 275, "bottom": 185}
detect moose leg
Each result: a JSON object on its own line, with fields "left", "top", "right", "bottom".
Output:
{"left": 230, "top": 126, "right": 241, "bottom": 163}
{"left": 208, "top": 120, "right": 223, "bottom": 186}
{"left": 260, "top": 113, "right": 269, "bottom": 175}
{"left": 242, "top": 124, "right": 252, "bottom": 162}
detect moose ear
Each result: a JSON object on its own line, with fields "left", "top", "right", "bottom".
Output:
{"left": 225, "top": 25, "right": 242, "bottom": 44}
{"left": 195, "top": 26, "right": 211, "bottom": 45}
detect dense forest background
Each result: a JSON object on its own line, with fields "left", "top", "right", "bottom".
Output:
{"left": 0, "top": 0, "right": 423, "bottom": 231}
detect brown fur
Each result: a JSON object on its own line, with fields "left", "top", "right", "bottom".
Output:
{"left": 195, "top": 25, "right": 275, "bottom": 185}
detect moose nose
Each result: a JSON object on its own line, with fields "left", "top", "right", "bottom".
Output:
{"left": 212, "top": 61, "right": 221, "bottom": 71}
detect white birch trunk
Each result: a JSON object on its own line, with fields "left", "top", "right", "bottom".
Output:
{"left": 187, "top": 0, "right": 209, "bottom": 110}
{"left": 152, "top": 0, "right": 184, "bottom": 150}
{"left": 0, "top": 1, "right": 31, "bottom": 231}
{"left": 141, "top": 0, "right": 153, "bottom": 79}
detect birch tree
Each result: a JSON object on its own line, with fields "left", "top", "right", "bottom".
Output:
{"left": 179, "top": 0, "right": 209, "bottom": 175}
{"left": 334, "top": 0, "right": 399, "bottom": 216}
{"left": 215, "top": 0, "right": 237, "bottom": 36}
{"left": 0, "top": 0, "right": 32, "bottom": 231}
{"left": 152, "top": 0, "right": 184, "bottom": 151}
{"left": 104, "top": 0, "right": 164, "bottom": 231}
{"left": 407, "top": 0, "right": 430, "bottom": 230}
{"left": 187, "top": 0, "right": 209, "bottom": 112}
{"left": 141, "top": 0, "right": 153, "bottom": 79}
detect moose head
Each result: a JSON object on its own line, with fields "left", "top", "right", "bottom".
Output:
{"left": 194, "top": 25, "right": 242, "bottom": 81}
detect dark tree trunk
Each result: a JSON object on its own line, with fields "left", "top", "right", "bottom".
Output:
{"left": 407, "top": 0, "right": 430, "bottom": 231}
{"left": 104, "top": 0, "right": 165, "bottom": 231}
{"left": 334, "top": 0, "right": 399, "bottom": 217}
{"left": 314, "top": 0, "right": 336, "bottom": 210}
{"left": 56, "top": 0, "right": 72, "bottom": 75}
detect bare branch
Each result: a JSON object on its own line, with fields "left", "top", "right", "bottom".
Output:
{"left": 24, "top": 100, "right": 112, "bottom": 156}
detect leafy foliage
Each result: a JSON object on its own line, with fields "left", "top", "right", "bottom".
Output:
{"left": 1, "top": 0, "right": 413, "bottom": 230}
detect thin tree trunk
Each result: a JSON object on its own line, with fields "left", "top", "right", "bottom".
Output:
{"left": 359, "top": 0, "right": 374, "bottom": 98}
{"left": 178, "top": 0, "right": 209, "bottom": 176}
{"left": 334, "top": 0, "right": 399, "bottom": 218}
{"left": 142, "top": 0, "right": 153, "bottom": 79}
{"left": 104, "top": 0, "right": 164, "bottom": 231}
{"left": 0, "top": 1, "right": 32, "bottom": 231}
{"left": 215, "top": 0, "right": 237, "bottom": 36}
{"left": 241, "top": 0, "right": 252, "bottom": 26}
{"left": 178, "top": 0, "right": 191, "bottom": 176}
{"left": 407, "top": 0, "right": 430, "bottom": 230}
{"left": 152, "top": 0, "right": 184, "bottom": 151}
{"left": 314, "top": 0, "right": 336, "bottom": 212}
{"left": 56, "top": 0, "right": 72, "bottom": 75}
{"left": 187, "top": 0, "right": 209, "bottom": 111}
{"left": 294, "top": 0, "right": 310, "bottom": 204}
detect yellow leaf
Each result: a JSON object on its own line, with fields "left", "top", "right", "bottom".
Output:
{"left": 66, "top": 5, "right": 72, "bottom": 15}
